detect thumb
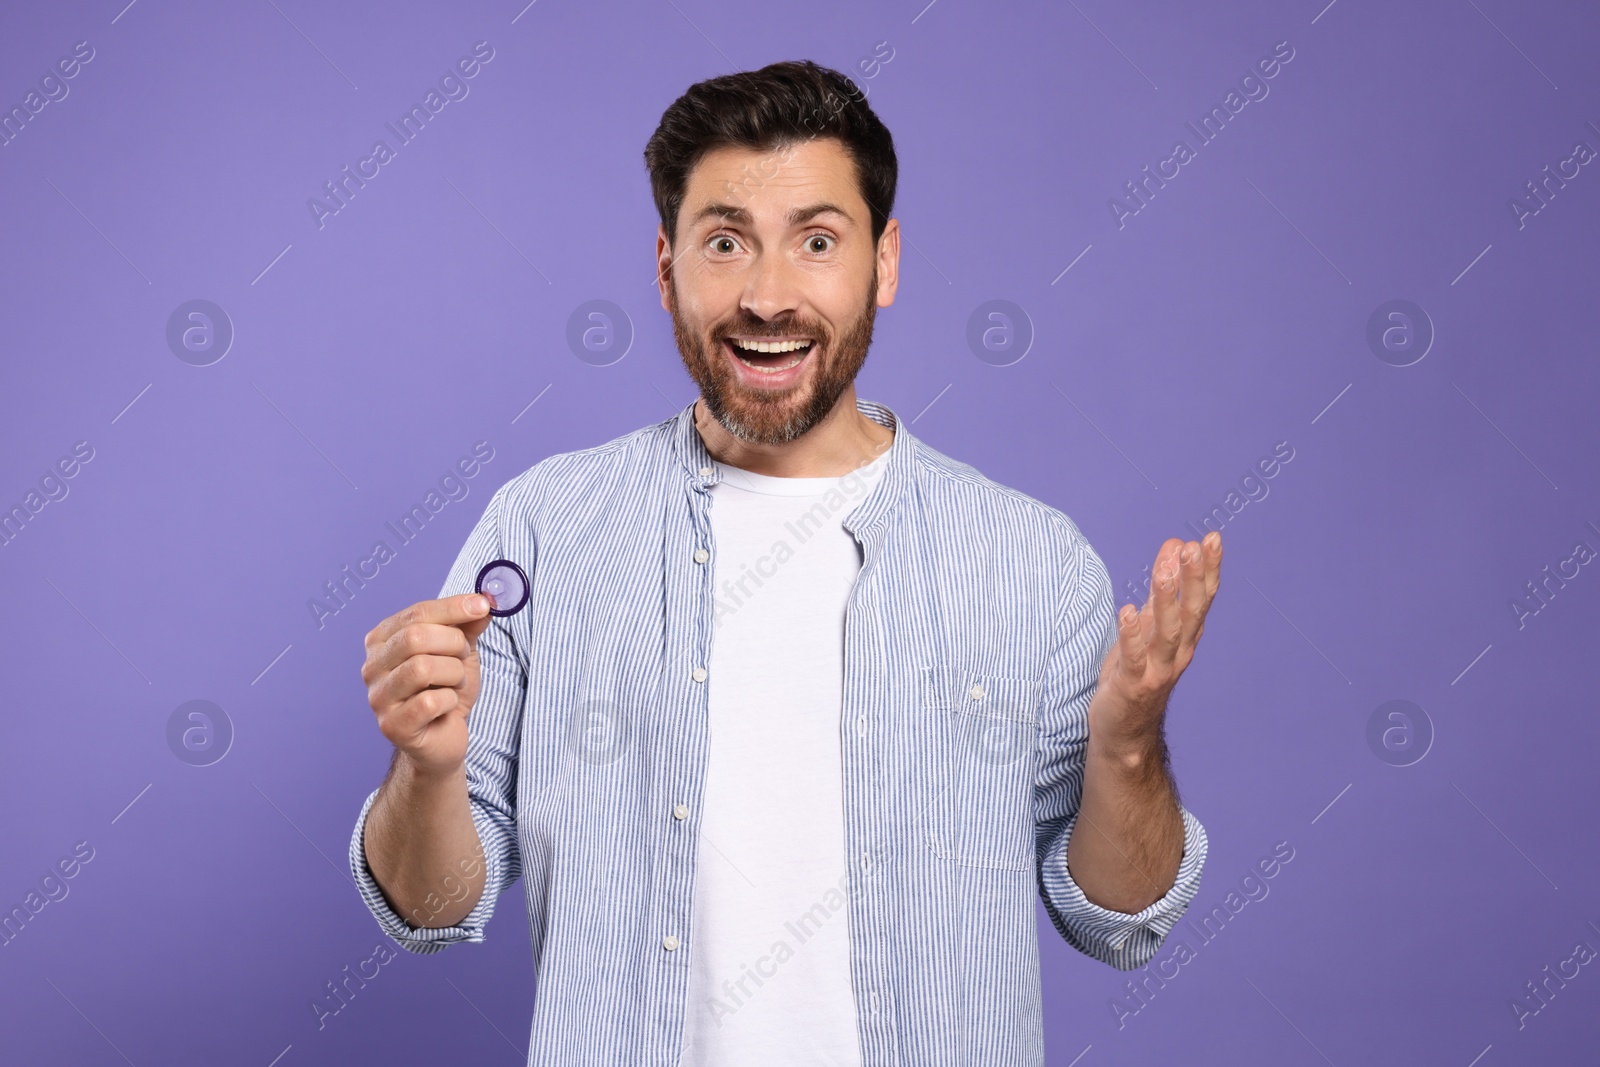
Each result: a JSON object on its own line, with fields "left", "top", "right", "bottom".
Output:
{"left": 459, "top": 594, "right": 496, "bottom": 648}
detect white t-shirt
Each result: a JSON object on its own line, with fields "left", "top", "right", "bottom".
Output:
{"left": 679, "top": 451, "right": 887, "bottom": 1067}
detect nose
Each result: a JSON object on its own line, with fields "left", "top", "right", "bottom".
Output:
{"left": 739, "top": 248, "right": 803, "bottom": 324}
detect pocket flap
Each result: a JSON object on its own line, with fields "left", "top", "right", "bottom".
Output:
{"left": 921, "top": 663, "right": 1039, "bottom": 723}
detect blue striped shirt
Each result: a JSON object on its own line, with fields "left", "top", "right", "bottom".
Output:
{"left": 348, "top": 396, "right": 1208, "bottom": 1065}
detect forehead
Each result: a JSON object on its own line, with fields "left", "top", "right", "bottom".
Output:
{"left": 682, "top": 136, "right": 864, "bottom": 223}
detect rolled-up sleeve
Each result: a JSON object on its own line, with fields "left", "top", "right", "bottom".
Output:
{"left": 1033, "top": 528, "right": 1208, "bottom": 970}
{"left": 347, "top": 479, "right": 529, "bottom": 955}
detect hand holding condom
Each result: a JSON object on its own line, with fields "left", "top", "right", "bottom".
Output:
{"left": 474, "top": 559, "right": 530, "bottom": 616}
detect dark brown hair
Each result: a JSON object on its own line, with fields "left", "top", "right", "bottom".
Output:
{"left": 643, "top": 60, "right": 898, "bottom": 248}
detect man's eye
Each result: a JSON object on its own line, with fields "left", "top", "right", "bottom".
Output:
{"left": 806, "top": 235, "right": 833, "bottom": 254}
{"left": 710, "top": 236, "right": 739, "bottom": 254}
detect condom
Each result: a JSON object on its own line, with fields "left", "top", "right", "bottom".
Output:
{"left": 474, "top": 559, "right": 530, "bottom": 616}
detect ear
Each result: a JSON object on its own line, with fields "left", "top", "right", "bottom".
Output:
{"left": 656, "top": 224, "right": 674, "bottom": 312}
{"left": 874, "top": 217, "right": 900, "bottom": 308}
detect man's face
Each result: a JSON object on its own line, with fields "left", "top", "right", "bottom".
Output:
{"left": 658, "top": 136, "right": 896, "bottom": 445}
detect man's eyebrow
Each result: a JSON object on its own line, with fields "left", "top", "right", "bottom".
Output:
{"left": 687, "top": 201, "right": 855, "bottom": 230}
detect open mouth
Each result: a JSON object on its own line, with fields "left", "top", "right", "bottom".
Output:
{"left": 722, "top": 336, "right": 815, "bottom": 375}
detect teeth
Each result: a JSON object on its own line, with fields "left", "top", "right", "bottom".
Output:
{"left": 731, "top": 338, "right": 811, "bottom": 354}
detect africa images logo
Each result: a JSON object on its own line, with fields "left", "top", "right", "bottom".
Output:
{"left": 306, "top": 41, "right": 495, "bottom": 230}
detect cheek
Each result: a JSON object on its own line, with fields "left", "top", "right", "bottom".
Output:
{"left": 821, "top": 284, "right": 874, "bottom": 331}
{"left": 681, "top": 286, "right": 742, "bottom": 331}
{"left": 683, "top": 294, "right": 725, "bottom": 331}
{"left": 671, "top": 296, "right": 724, "bottom": 345}
{"left": 789, "top": 268, "right": 843, "bottom": 310}
{"left": 676, "top": 265, "right": 736, "bottom": 312}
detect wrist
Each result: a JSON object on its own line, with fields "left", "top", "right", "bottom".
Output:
{"left": 1088, "top": 725, "right": 1166, "bottom": 773}
{"left": 397, "top": 752, "right": 468, "bottom": 793}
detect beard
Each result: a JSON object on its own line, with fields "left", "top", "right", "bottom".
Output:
{"left": 668, "top": 269, "right": 878, "bottom": 446}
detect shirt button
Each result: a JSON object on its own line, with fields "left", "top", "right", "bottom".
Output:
{"left": 692, "top": 666, "right": 708, "bottom": 682}
{"left": 663, "top": 935, "right": 680, "bottom": 952}
{"left": 859, "top": 851, "right": 871, "bottom": 872}
{"left": 673, "top": 804, "right": 690, "bottom": 820}
{"left": 694, "top": 548, "right": 709, "bottom": 563}
{"left": 969, "top": 683, "right": 985, "bottom": 700}
{"left": 856, "top": 714, "right": 867, "bottom": 737}
{"left": 699, "top": 466, "right": 713, "bottom": 477}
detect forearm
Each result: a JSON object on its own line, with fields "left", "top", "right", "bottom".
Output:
{"left": 1064, "top": 728, "right": 1184, "bottom": 914}
{"left": 363, "top": 753, "right": 487, "bottom": 929}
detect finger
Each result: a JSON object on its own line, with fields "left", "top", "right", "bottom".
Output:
{"left": 1141, "top": 538, "right": 1184, "bottom": 609}
{"left": 1133, "top": 548, "right": 1162, "bottom": 652}
{"left": 459, "top": 607, "right": 494, "bottom": 652}
{"left": 1115, "top": 602, "right": 1147, "bottom": 681}
{"left": 365, "top": 620, "right": 472, "bottom": 683}
{"left": 1148, "top": 539, "right": 1185, "bottom": 667}
{"left": 1177, "top": 540, "right": 1207, "bottom": 651}
{"left": 365, "top": 593, "right": 490, "bottom": 653}
{"left": 1202, "top": 529, "right": 1223, "bottom": 599}
{"left": 373, "top": 652, "right": 470, "bottom": 711}
{"left": 386, "top": 684, "right": 466, "bottom": 745}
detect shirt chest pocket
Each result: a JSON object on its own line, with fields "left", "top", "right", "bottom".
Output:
{"left": 920, "top": 662, "right": 1040, "bottom": 872}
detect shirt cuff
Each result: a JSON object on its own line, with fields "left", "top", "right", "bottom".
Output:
{"left": 1040, "top": 804, "right": 1208, "bottom": 970}
{"left": 347, "top": 786, "right": 517, "bottom": 955}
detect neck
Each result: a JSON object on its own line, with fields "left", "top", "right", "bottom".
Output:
{"left": 693, "top": 385, "right": 895, "bottom": 477}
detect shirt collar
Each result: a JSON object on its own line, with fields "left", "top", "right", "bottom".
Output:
{"left": 672, "top": 395, "right": 913, "bottom": 537}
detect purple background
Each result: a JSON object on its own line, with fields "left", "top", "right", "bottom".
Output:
{"left": 2, "top": 1, "right": 1597, "bottom": 1064}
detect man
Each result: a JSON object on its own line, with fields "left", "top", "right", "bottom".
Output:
{"left": 352, "top": 59, "right": 1218, "bottom": 1066}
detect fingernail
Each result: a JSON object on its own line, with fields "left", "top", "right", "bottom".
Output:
{"left": 469, "top": 595, "right": 487, "bottom": 614}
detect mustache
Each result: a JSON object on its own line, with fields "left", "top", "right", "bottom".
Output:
{"left": 712, "top": 320, "right": 826, "bottom": 342}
